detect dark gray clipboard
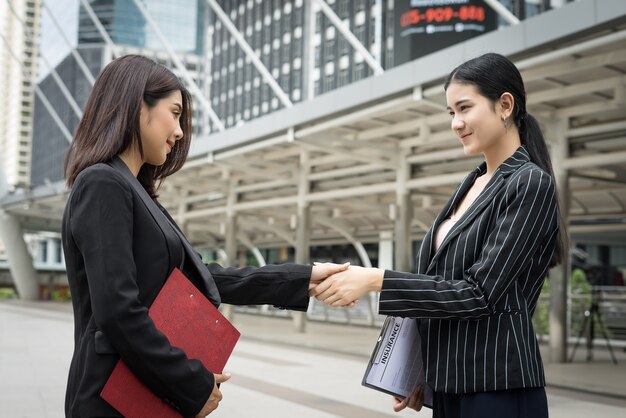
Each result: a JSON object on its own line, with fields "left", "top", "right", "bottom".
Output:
{"left": 361, "top": 316, "right": 433, "bottom": 408}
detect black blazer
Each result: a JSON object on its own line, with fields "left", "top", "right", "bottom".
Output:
{"left": 62, "top": 156, "right": 312, "bottom": 418}
{"left": 379, "top": 147, "right": 559, "bottom": 394}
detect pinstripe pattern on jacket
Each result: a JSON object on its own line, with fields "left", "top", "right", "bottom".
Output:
{"left": 379, "top": 146, "right": 558, "bottom": 394}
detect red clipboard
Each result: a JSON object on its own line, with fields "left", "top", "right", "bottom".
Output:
{"left": 100, "top": 268, "right": 240, "bottom": 418}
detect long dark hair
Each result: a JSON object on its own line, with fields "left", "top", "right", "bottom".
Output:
{"left": 64, "top": 54, "right": 192, "bottom": 198}
{"left": 444, "top": 52, "right": 567, "bottom": 266}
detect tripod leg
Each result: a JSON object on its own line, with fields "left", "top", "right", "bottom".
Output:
{"left": 587, "top": 309, "right": 595, "bottom": 362}
{"left": 593, "top": 311, "right": 618, "bottom": 365}
{"left": 569, "top": 312, "right": 590, "bottom": 362}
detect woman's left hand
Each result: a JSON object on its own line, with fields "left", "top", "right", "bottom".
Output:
{"left": 392, "top": 384, "right": 424, "bottom": 413}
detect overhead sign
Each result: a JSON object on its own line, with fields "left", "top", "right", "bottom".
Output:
{"left": 394, "top": 0, "right": 499, "bottom": 65}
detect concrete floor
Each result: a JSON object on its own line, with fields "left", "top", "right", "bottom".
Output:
{"left": 1, "top": 301, "right": 625, "bottom": 418}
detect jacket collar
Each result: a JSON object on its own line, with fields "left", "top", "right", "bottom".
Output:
{"left": 423, "top": 146, "right": 530, "bottom": 271}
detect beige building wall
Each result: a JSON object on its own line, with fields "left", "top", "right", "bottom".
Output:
{"left": 0, "top": 0, "right": 40, "bottom": 189}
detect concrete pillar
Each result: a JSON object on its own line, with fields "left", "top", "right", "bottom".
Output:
{"left": 220, "top": 214, "right": 237, "bottom": 322}
{"left": 222, "top": 176, "right": 238, "bottom": 321}
{"left": 225, "top": 216, "right": 237, "bottom": 268}
{"left": 548, "top": 117, "right": 570, "bottom": 363}
{"left": 394, "top": 154, "right": 413, "bottom": 272}
{"left": 0, "top": 157, "right": 39, "bottom": 300}
{"left": 378, "top": 231, "right": 394, "bottom": 270}
{"left": 0, "top": 210, "right": 39, "bottom": 300}
{"left": 293, "top": 204, "right": 310, "bottom": 332}
{"left": 293, "top": 151, "right": 310, "bottom": 333}
{"left": 394, "top": 194, "right": 413, "bottom": 272}
{"left": 46, "top": 238, "right": 56, "bottom": 265}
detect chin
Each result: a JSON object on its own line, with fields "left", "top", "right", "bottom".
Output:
{"left": 461, "top": 145, "right": 481, "bottom": 156}
{"left": 147, "top": 156, "right": 168, "bottom": 167}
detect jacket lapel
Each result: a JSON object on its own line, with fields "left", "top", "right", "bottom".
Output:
{"left": 426, "top": 146, "right": 531, "bottom": 272}
{"left": 418, "top": 169, "right": 479, "bottom": 273}
{"left": 109, "top": 157, "right": 179, "bottom": 271}
{"left": 108, "top": 157, "right": 221, "bottom": 306}
{"left": 156, "top": 201, "right": 221, "bottom": 306}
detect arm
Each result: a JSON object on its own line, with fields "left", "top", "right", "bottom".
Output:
{"left": 313, "top": 169, "right": 558, "bottom": 320}
{"left": 208, "top": 263, "right": 312, "bottom": 310}
{"left": 208, "top": 262, "right": 350, "bottom": 310}
{"left": 70, "top": 168, "right": 213, "bottom": 417}
{"left": 156, "top": 201, "right": 349, "bottom": 311}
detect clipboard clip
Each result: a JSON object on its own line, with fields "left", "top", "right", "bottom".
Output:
{"left": 370, "top": 316, "right": 395, "bottom": 365}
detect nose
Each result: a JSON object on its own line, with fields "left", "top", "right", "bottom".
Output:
{"left": 173, "top": 123, "right": 183, "bottom": 141}
{"left": 451, "top": 115, "right": 464, "bottom": 133}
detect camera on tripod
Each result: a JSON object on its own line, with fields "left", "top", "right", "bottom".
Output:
{"left": 568, "top": 250, "right": 618, "bottom": 364}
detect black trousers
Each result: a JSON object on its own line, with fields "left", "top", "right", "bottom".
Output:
{"left": 433, "top": 387, "right": 548, "bottom": 418}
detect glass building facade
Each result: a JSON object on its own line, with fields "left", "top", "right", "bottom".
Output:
{"left": 31, "top": 46, "right": 105, "bottom": 187}
{"left": 205, "top": 0, "right": 393, "bottom": 130}
{"left": 32, "top": 0, "right": 554, "bottom": 184}
{"left": 78, "top": 0, "right": 206, "bottom": 54}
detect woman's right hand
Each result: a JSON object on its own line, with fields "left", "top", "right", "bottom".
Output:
{"left": 392, "top": 384, "right": 424, "bottom": 413}
{"left": 195, "top": 373, "right": 231, "bottom": 417}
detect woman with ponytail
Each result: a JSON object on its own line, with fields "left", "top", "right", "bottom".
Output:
{"left": 310, "top": 53, "right": 564, "bottom": 417}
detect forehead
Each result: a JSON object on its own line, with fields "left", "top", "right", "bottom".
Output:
{"left": 445, "top": 82, "right": 481, "bottom": 106}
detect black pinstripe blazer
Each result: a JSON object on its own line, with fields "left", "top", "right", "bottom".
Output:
{"left": 379, "top": 146, "right": 559, "bottom": 394}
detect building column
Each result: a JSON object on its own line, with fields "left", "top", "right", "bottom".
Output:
{"left": 394, "top": 194, "right": 412, "bottom": 272}
{"left": 0, "top": 210, "right": 39, "bottom": 300}
{"left": 221, "top": 176, "right": 238, "bottom": 321}
{"left": 548, "top": 117, "right": 570, "bottom": 363}
{"left": 378, "top": 231, "right": 394, "bottom": 270}
{"left": 46, "top": 238, "right": 57, "bottom": 265}
{"left": 394, "top": 154, "right": 412, "bottom": 272}
{"left": 293, "top": 151, "right": 310, "bottom": 333}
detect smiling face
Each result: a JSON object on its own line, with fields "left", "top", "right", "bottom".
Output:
{"left": 446, "top": 82, "right": 508, "bottom": 157}
{"left": 139, "top": 90, "right": 184, "bottom": 166}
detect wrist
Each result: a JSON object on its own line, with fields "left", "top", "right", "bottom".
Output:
{"left": 368, "top": 268, "right": 384, "bottom": 292}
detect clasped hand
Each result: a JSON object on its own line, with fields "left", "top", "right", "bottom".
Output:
{"left": 309, "top": 263, "right": 384, "bottom": 308}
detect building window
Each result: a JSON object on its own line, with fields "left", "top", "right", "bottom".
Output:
{"left": 40, "top": 242, "right": 47, "bottom": 263}
{"left": 56, "top": 239, "right": 63, "bottom": 263}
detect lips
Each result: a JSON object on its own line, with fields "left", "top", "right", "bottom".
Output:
{"left": 459, "top": 133, "right": 472, "bottom": 142}
{"left": 166, "top": 140, "right": 174, "bottom": 151}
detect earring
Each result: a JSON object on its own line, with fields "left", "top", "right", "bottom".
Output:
{"left": 502, "top": 115, "right": 509, "bottom": 130}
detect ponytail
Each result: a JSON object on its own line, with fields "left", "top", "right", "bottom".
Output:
{"left": 519, "top": 112, "right": 568, "bottom": 267}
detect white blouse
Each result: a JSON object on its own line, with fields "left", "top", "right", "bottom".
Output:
{"left": 435, "top": 216, "right": 457, "bottom": 251}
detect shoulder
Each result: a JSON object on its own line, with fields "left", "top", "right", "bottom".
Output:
{"left": 70, "top": 163, "right": 133, "bottom": 203}
{"left": 508, "top": 162, "right": 554, "bottom": 194}
{"left": 73, "top": 163, "right": 130, "bottom": 191}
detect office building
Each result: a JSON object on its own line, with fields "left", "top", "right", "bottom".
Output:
{"left": 205, "top": 0, "right": 391, "bottom": 129}
{"left": 203, "top": 0, "right": 551, "bottom": 130}
{"left": 31, "top": 0, "right": 206, "bottom": 187}
{"left": 78, "top": 0, "right": 206, "bottom": 54}
{"left": 0, "top": 0, "right": 41, "bottom": 189}
{"left": 31, "top": 44, "right": 203, "bottom": 187}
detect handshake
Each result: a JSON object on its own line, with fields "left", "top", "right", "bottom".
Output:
{"left": 308, "top": 262, "right": 384, "bottom": 308}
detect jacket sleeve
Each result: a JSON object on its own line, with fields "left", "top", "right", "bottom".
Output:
{"left": 208, "top": 263, "right": 312, "bottom": 311}
{"left": 379, "top": 168, "right": 558, "bottom": 320}
{"left": 69, "top": 168, "right": 213, "bottom": 417}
